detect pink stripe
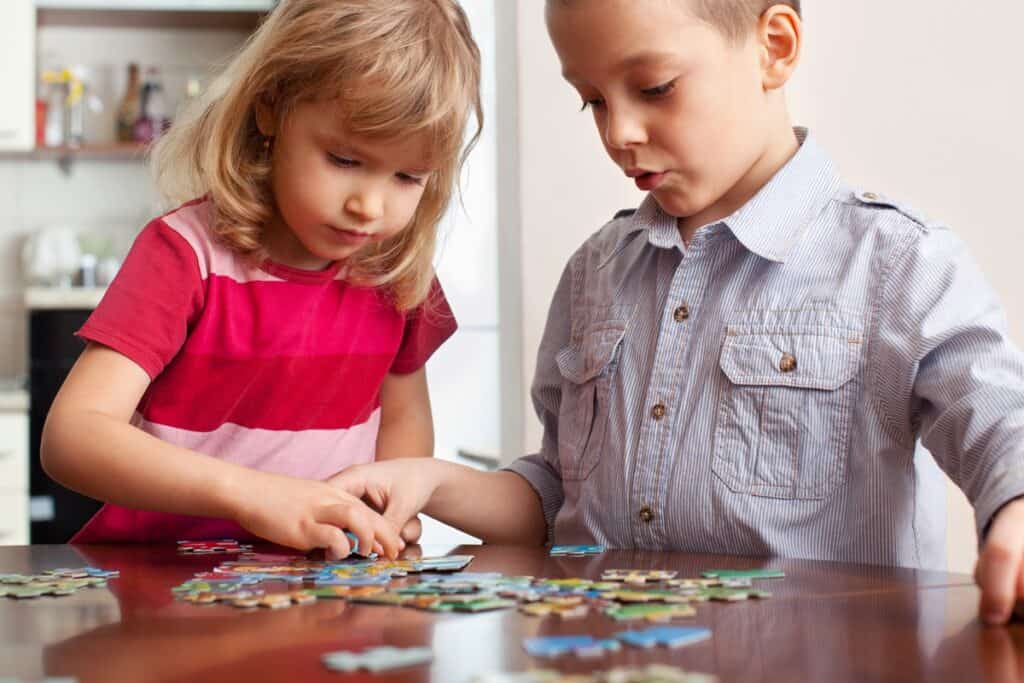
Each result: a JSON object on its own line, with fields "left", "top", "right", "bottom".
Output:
{"left": 185, "top": 274, "right": 404, "bottom": 357}
{"left": 133, "top": 409, "right": 380, "bottom": 480}
{"left": 161, "top": 202, "right": 280, "bottom": 283}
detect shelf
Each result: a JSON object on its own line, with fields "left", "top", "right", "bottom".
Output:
{"left": 0, "top": 143, "right": 147, "bottom": 161}
{"left": 24, "top": 286, "right": 107, "bottom": 310}
{"left": 37, "top": 7, "right": 266, "bottom": 29}
{"left": 34, "top": 1, "right": 273, "bottom": 10}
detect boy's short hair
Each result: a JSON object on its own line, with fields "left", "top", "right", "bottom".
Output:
{"left": 693, "top": 1, "right": 802, "bottom": 42}
{"left": 548, "top": 1, "right": 802, "bottom": 43}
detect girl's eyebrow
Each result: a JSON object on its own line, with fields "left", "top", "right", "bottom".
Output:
{"left": 320, "top": 132, "right": 433, "bottom": 174}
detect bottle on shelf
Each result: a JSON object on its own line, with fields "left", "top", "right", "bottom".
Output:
{"left": 133, "top": 67, "right": 170, "bottom": 144}
{"left": 115, "top": 63, "right": 142, "bottom": 144}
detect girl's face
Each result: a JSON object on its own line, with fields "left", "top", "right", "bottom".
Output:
{"left": 546, "top": 0, "right": 780, "bottom": 233}
{"left": 260, "top": 99, "right": 434, "bottom": 270}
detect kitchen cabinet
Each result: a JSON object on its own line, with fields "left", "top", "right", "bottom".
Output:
{"left": 34, "top": 1, "right": 274, "bottom": 10}
{"left": 0, "top": 1, "right": 36, "bottom": 152}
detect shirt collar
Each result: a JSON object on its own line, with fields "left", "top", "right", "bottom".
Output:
{"left": 607, "top": 128, "right": 841, "bottom": 264}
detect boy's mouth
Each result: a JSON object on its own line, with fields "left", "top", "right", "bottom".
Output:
{"left": 629, "top": 170, "right": 667, "bottom": 192}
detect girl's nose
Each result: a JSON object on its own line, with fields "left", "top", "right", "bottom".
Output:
{"left": 344, "top": 188, "right": 384, "bottom": 222}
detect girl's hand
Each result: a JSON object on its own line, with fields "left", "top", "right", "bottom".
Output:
{"left": 229, "top": 470, "right": 404, "bottom": 560}
{"left": 327, "top": 459, "right": 440, "bottom": 537}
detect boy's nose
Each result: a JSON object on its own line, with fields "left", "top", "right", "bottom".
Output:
{"left": 603, "top": 107, "right": 647, "bottom": 149}
{"left": 344, "top": 189, "right": 384, "bottom": 222}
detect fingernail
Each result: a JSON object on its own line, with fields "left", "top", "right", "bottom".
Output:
{"left": 985, "top": 611, "right": 1005, "bottom": 624}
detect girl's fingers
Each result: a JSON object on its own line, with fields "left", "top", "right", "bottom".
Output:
{"left": 310, "top": 523, "right": 353, "bottom": 561}
{"left": 322, "top": 503, "right": 376, "bottom": 560}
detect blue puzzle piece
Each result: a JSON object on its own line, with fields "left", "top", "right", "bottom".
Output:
{"left": 615, "top": 626, "right": 712, "bottom": 649}
{"left": 312, "top": 574, "right": 392, "bottom": 587}
{"left": 418, "top": 572, "right": 503, "bottom": 583}
{"left": 523, "top": 635, "right": 621, "bottom": 658}
{"left": 549, "top": 544, "right": 605, "bottom": 556}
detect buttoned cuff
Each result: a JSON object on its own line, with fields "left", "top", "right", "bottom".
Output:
{"left": 504, "top": 455, "right": 564, "bottom": 544}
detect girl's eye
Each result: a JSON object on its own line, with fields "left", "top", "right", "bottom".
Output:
{"left": 396, "top": 173, "right": 425, "bottom": 186}
{"left": 642, "top": 79, "right": 677, "bottom": 98}
{"left": 328, "top": 153, "right": 358, "bottom": 167}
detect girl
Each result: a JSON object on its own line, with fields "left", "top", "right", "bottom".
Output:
{"left": 40, "top": 0, "right": 482, "bottom": 560}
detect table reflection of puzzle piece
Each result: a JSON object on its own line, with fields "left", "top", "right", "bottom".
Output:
{"left": 322, "top": 645, "right": 433, "bottom": 672}
{"left": 601, "top": 569, "right": 678, "bottom": 584}
{"left": 615, "top": 626, "right": 712, "bottom": 649}
{"left": 523, "top": 635, "right": 621, "bottom": 658}
{"left": 701, "top": 568, "right": 784, "bottom": 580}
{"left": 302, "top": 585, "right": 386, "bottom": 600}
{"left": 473, "top": 665, "right": 717, "bottom": 682}
{"left": 700, "top": 587, "right": 772, "bottom": 602}
{"left": 604, "top": 603, "right": 697, "bottom": 622}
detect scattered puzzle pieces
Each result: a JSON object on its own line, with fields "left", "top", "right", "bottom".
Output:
{"left": 177, "top": 539, "right": 254, "bottom": 555}
{"left": 601, "top": 569, "right": 678, "bottom": 584}
{"left": 701, "top": 568, "right": 785, "bottom": 580}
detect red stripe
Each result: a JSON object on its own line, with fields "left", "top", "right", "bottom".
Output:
{"left": 186, "top": 275, "right": 405, "bottom": 358}
{"left": 139, "top": 353, "right": 389, "bottom": 431}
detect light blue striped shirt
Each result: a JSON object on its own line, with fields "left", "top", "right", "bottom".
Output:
{"left": 507, "top": 128, "right": 1024, "bottom": 570}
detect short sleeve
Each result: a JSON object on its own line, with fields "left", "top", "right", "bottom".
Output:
{"left": 76, "top": 219, "right": 204, "bottom": 379}
{"left": 389, "top": 278, "right": 458, "bottom": 374}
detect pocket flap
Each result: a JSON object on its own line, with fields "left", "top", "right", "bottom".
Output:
{"left": 719, "top": 331, "right": 859, "bottom": 390}
{"left": 556, "top": 320, "right": 628, "bottom": 384}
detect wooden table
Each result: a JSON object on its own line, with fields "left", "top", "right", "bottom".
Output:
{"left": 0, "top": 543, "right": 1013, "bottom": 682}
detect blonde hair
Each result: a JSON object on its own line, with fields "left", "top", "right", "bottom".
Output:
{"left": 152, "top": 0, "right": 482, "bottom": 311}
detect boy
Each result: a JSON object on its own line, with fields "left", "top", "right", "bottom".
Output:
{"left": 332, "top": 0, "right": 1024, "bottom": 625}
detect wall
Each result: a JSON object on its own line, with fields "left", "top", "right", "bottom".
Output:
{"left": 511, "top": 0, "right": 1022, "bottom": 573}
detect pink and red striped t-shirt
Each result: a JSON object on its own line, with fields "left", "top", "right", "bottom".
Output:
{"left": 70, "top": 199, "right": 456, "bottom": 543}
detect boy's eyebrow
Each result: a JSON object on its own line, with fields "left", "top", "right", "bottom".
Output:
{"left": 563, "top": 50, "right": 681, "bottom": 81}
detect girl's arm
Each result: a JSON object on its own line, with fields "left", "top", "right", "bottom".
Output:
{"left": 375, "top": 368, "right": 434, "bottom": 459}
{"left": 42, "top": 343, "right": 403, "bottom": 559}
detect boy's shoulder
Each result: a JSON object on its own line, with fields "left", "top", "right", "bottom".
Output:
{"left": 836, "top": 188, "right": 948, "bottom": 236}
{"left": 568, "top": 207, "right": 645, "bottom": 270}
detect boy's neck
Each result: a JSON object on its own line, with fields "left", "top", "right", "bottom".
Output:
{"left": 677, "top": 121, "right": 800, "bottom": 245}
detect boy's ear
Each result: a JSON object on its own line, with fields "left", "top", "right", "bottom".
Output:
{"left": 254, "top": 94, "right": 278, "bottom": 137}
{"left": 758, "top": 4, "right": 802, "bottom": 91}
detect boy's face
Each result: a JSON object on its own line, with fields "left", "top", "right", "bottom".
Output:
{"left": 547, "top": 0, "right": 780, "bottom": 228}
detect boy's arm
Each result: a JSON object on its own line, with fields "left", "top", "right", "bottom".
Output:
{"left": 873, "top": 226, "right": 1024, "bottom": 623}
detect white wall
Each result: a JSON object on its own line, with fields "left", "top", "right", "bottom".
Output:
{"left": 787, "top": 0, "right": 1024, "bottom": 574}
{"left": 511, "top": 0, "right": 1021, "bottom": 573}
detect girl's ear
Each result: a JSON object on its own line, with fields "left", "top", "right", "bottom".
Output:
{"left": 254, "top": 94, "right": 278, "bottom": 137}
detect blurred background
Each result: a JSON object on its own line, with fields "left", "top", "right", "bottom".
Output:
{"left": 0, "top": 1, "right": 1020, "bottom": 572}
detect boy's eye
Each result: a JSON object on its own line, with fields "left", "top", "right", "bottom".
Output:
{"left": 328, "top": 153, "right": 359, "bottom": 167}
{"left": 579, "top": 98, "right": 604, "bottom": 112}
{"left": 642, "top": 79, "right": 677, "bottom": 97}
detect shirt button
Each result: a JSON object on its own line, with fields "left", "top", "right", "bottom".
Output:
{"left": 779, "top": 353, "right": 797, "bottom": 373}
{"left": 651, "top": 403, "right": 667, "bottom": 420}
{"left": 673, "top": 304, "right": 690, "bottom": 322}
{"left": 862, "top": 191, "right": 879, "bottom": 201}
{"left": 639, "top": 506, "right": 654, "bottom": 523}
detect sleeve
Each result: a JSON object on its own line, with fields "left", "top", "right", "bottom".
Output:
{"left": 389, "top": 277, "right": 459, "bottom": 374}
{"left": 871, "top": 226, "right": 1024, "bottom": 540}
{"left": 504, "top": 256, "right": 575, "bottom": 540}
{"left": 76, "top": 219, "right": 205, "bottom": 380}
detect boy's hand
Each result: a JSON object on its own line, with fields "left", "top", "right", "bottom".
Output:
{"left": 327, "top": 459, "right": 439, "bottom": 537}
{"left": 229, "top": 470, "right": 404, "bottom": 561}
{"left": 976, "top": 498, "right": 1024, "bottom": 624}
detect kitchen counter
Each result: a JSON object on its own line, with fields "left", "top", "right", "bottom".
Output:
{"left": 24, "top": 287, "right": 106, "bottom": 310}
{"left": 0, "top": 381, "right": 28, "bottom": 413}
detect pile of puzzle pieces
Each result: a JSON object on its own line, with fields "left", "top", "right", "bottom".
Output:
{"left": 0, "top": 567, "right": 118, "bottom": 599}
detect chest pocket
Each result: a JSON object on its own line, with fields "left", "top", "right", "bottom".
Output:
{"left": 712, "top": 325, "right": 862, "bottom": 500}
{"left": 554, "top": 307, "right": 630, "bottom": 481}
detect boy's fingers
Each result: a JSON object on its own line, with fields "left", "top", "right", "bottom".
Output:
{"left": 369, "top": 513, "right": 404, "bottom": 559}
{"left": 977, "top": 511, "right": 1024, "bottom": 624}
{"left": 401, "top": 516, "right": 423, "bottom": 544}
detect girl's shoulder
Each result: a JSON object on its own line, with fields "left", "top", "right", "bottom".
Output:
{"left": 146, "top": 197, "right": 249, "bottom": 284}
